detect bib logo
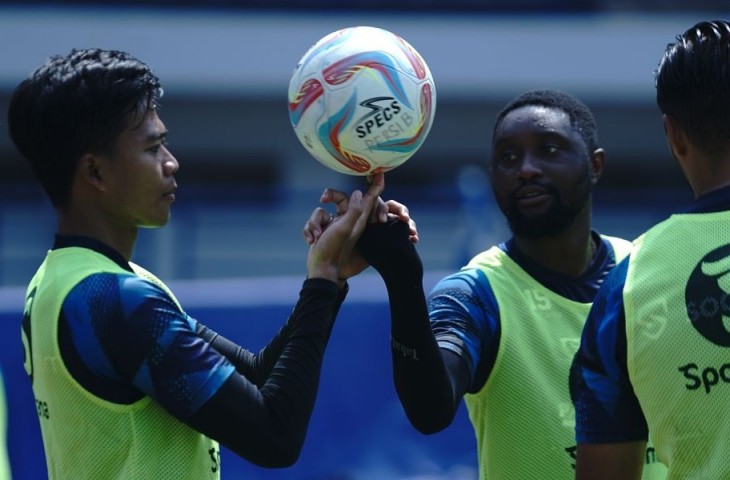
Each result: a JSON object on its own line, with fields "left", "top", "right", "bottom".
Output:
{"left": 685, "top": 244, "right": 730, "bottom": 346}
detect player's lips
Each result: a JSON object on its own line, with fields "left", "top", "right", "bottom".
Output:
{"left": 515, "top": 185, "right": 551, "bottom": 207}
{"left": 163, "top": 185, "right": 177, "bottom": 202}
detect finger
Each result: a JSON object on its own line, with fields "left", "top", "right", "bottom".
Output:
{"left": 321, "top": 187, "right": 348, "bottom": 203}
{"left": 349, "top": 190, "right": 373, "bottom": 241}
{"left": 302, "top": 218, "right": 321, "bottom": 245}
{"left": 322, "top": 188, "right": 356, "bottom": 217}
{"left": 333, "top": 189, "right": 365, "bottom": 235}
{"left": 359, "top": 173, "right": 386, "bottom": 223}
{"left": 368, "top": 197, "right": 389, "bottom": 223}
{"left": 302, "top": 207, "right": 332, "bottom": 244}
{"left": 382, "top": 199, "right": 419, "bottom": 243}
{"left": 325, "top": 175, "right": 383, "bottom": 248}
{"left": 338, "top": 174, "right": 383, "bottom": 233}
{"left": 360, "top": 173, "right": 384, "bottom": 210}
{"left": 362, "top": 176, "right": 385, "bottom": 218}
{"left": 408, "top": 218, "right": 420, "bottom": 244}
{"left": 385, "top": 199, "right": 411, "bottom": 223}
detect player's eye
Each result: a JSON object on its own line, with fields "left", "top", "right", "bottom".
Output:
{"left": 497, "top": 151, "right": 519, "bottom": 165}
{"left": 148, "top": 139, "right": 169, "bottom": 154}
{"left": 542, "top": 144, "right": 559, "bottom": 155}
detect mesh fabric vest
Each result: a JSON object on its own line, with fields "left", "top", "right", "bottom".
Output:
{"left": 464, "top": 237, "right": 632, "bottom": 479}
{"left": 22, "top": 247, "right": 220, "bottom": 480}
{"left": 625, "top": 211, "right": 730, "bottom": 479}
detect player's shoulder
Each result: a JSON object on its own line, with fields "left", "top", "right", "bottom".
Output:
{"left": 598, "top": 233, "right": 632, "bottom": 249}
{"left": 443, "top": 264, "right": 486, "bottom": 282}
{"left": 599, "top": 233, "right": 631, "bottom": 247}
{"left": 463, "top": 244, "right": 505, "bottom": 269}
{"left": 76, "top": 269, "right": 175, "bottom": 312}
{"left": 74, "top": 270, "right": 161, "bottom": 298}
{"left": 598, "top": 233, "right": 633, "bottom": 262}
{"left": 431, "top": 266, "right": 492, "bottom": 297}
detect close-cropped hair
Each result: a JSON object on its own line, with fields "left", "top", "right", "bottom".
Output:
{"left": 492, "top": 89, "right": 599, "bottom": 155}
{"left": 7, "top": 48, "right": 163, "bottom": 207}
{"left": 656, "top": 20, "right": 730, "bottom": 156}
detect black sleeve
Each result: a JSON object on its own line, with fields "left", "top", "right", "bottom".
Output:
{"left": 196, "top": 282, "right": 347, "bottom": 387}
{"left": 186, "top": 278, "right": 345, "bottom": 468}
{"left": 357, "top": 219, "right": 471, "bottom": 434}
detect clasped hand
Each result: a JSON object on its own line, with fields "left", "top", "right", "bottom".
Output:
{"left": 302, "top": 173, "right": 418, "bottom": 287}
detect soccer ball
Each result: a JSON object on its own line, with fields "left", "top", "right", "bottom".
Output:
{"left": 287, "top": 26, "right": 436, "bottom": 176}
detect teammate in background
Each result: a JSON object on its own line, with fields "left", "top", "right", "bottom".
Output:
{"left": 0, "top": 369, "right": 10, "bottom": 480}
{"left": 338, "top": 89, "right": 666, "bottom": 479}
{"left": 570, "top": 20, "right": 730, "bottom": 480}
{"left": 8, "top": 48, "right": 406, "bottom": 479}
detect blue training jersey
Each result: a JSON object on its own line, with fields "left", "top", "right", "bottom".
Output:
{"left": 429, "top": 230, "right": 623, "bottom": 391}
{"left": 57, "top": 235, "right": 235, "bottom": 417}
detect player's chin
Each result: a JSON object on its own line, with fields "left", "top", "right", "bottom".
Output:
{"left": 504, "top": 203, "right": 550, "bottom": 224}
{"left": 138, "top": 212, "right": 172, "bottom": 228}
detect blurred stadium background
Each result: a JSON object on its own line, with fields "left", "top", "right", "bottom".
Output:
{"left": 0, "top": 1, "right": 725, "bottom": 479}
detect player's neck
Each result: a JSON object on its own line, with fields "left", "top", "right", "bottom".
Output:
{"left": 56, "top": 209, "right": 137, "bottom": 261}
{"left": 513, "top": 219, "right": 595, "bottom": 277}
{"left": 687, "top": 158, "right": 730, "bottom": 198}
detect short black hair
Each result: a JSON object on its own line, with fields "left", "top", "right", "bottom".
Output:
{"left": 493, "top": 89, "right": 599, "bottom": 154}
{"left": 656, "top": 20, "right": 730, "bottom": 157}
{"left": 7, "top": 48, "right": 163, "bottom": 207}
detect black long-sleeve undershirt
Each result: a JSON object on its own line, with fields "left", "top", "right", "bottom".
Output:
{"left": 188, "top": 278, "right": 346, "bottom": 467}
{"left": 357, "top": 220, "right": 471, "bottom": 434}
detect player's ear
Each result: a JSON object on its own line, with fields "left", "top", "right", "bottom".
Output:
{"left": 78, "top": 153, "right": 105, "bottom": 190}
{"left": 588, "top": 148, "right": 605, "bottom": 185}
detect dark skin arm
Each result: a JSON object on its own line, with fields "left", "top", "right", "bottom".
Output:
{"left": 575, "top": 442, "right": 646, "bottom": 480}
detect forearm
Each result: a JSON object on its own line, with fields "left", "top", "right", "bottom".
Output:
{"left": 384, "top": 274, "right": 467, "bottom": 434}
{"left": 198, "top": 279, "right": 346, "bottom": 386}
{"left": 357, "top": 219, "right": 468, "bottom": 432}
{"left": 190, "top": 278, "right": 345, "bottom": 466}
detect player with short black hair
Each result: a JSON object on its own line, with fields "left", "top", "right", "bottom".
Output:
{"left": 10, "top": 47, "right": 403, "bottom": 479}
{"left": 570, "top": 20, "right": 730, "bottom": 479}
{"left": 319, "top": 88, "right": 665, "bottom": 478}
